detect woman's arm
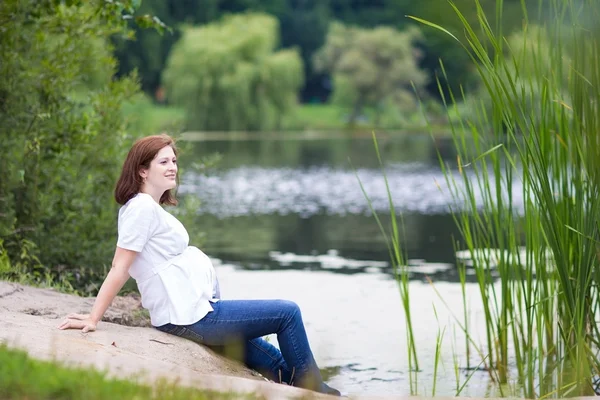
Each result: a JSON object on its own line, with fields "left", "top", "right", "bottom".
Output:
{"left": 58, "top": 247, "right": 138, "bottom": 332}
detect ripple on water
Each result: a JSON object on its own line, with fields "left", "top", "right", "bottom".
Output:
{"left": 179, "top": 166, "right": 526, "bottom": 217}
{"left": 269, "top": 249, "right": 389, "bottom": 270}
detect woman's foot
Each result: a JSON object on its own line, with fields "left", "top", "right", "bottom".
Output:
{"left": 321, "top": 382, "right": 341, "bottom": 396}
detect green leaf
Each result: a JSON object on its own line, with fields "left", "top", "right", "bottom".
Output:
{"left": 134, "top": 14, "right": 170, "bottom": 34}
{"left": 405, "top": 15, "right": 460, "bottom": 42}
{"left": 462, "top": 143, "right": 503, "bottom": 167}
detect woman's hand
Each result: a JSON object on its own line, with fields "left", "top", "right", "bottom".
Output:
{"left": 58, "top": 313, "right": 97, "bottom": 333}
{"left": 57, "top": 247, "right": 137, "bottom": 334}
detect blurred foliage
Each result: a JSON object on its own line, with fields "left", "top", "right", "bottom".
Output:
{"left": 113, "top": 0, "right": 329, "bottom": 101}
{"left": 408, "top": 0, "right": 529, "bottom": 97}
{"left": 122, "top": 93, "right": 186, "bottom": 135}
{"left": 112, "top": 0, "right": 531, "bottom": 105}
{"left": 458, "top": 24, "right": 568, "bottom": 128}
{"left": 0, "top": 0, "right": 148, "bottom": 292}
{"left": 314, "top": 22, "right": 428, "bottom": 126}
{"left": 162, "top": 13, "right": 304, "bottom": 131}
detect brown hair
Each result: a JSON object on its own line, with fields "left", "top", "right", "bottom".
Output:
{"left": 114, "top": 134, "right": 179, "bottom": 206}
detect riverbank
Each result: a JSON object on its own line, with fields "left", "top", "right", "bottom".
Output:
{"left": 122, "top": 95, "right": 449, "bottom": 136}
{"left": 2, "top": 280, "right": 600, "bottom": 400}
{"left": 0, "top": 281, "right": 335, "bottom": 399}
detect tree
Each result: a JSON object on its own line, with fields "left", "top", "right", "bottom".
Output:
{"left": 0, "top": 0, "right": 146, "bottom": 290}
{"left": 313, "top": 22, "right": 428, "bottom": 125}
{"left": 162, "top": 12, "right": 304, "bottom": 131}
{"left": 112, "top": 0, "right": 220, "bottom": 97}
{"left": 277, "top": 0, "right": 331, "bottom": 102}
{"left": 113, "top": 0, "right": 329, "bottom": 102}
{"left": 329, "top": 0, "right": 411, "bottom": 27}
{"left": 410, "top": 0, "right": 532, "bottom": 98}
{"left": 109, "top": 0, "right": 532, "bottom": 106}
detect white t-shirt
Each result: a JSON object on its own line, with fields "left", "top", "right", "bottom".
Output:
{"left": 117, "top": 193, "right": 218, "bottom": 327}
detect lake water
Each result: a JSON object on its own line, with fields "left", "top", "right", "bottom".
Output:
{"left": 177, "top": 133, "right": 505, "bottom": 397}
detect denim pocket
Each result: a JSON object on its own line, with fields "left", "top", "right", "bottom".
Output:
{"left": 167, "top": 325, "right": 187, "bottom": 336}
{"left": 179, "top": 327, "right": 204, "bottom": 343}
{"left": 157, "top": 324, "right": 205, "bottom": 343}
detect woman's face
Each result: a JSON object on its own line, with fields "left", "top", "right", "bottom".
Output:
{"left": 140, "top": 145, "right": 178, "bottom": 192}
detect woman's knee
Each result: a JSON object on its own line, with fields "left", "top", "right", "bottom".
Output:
{"left": 276, "top": 299, "right": 301, "bottom": 319}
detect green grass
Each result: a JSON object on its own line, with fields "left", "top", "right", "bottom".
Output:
{"left": 122, "top": 94, "right": 186, "bottom": 136}
{"left": 363, "top": 0, "right": 600, "bottom": 397}
{"left": 124, "top": 98, "right": 449, "bottom": 134}
{"left": 0, "top": 344, "right": 258, "bottom": 400}
{"left": 415, "top": 0, "right": 600, "bottom": 397}
{"left": 122, "top": 97, "right": 354, "bottom": 133}
{"left": 282, "top": 103, "right": 444, "bottom": 132}
{"left": 281, "top": 104, "right": 351, "bottom": 130}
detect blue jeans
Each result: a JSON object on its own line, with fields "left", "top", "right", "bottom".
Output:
{"left": 155, "top": 299, "right": 338, "bottom": 395}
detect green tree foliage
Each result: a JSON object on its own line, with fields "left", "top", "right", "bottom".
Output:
{"left": 277, "top": 0, "right": 330, "bottom": 102}
{"left": 313, "top": 22, "right": 428, "bottom": 125}
{"left": 0, "top": 0, "right": 143, "bottom": 290}
{"left": 111, "top": 0, "right": 531, "bottom": 104}
{"left": 114, "top": 0, "right": 328, "bottom": 101}
{"left": 162, "top": 13, "right": 304, "bottom": 131}
{"left": 327, "top": 0, "right": 529, "bottom": 97}
{"left": 112, "top": 0, "right": 220, "bottom": 96}
{"left": 329, "top": 0, "right": 410, "bottom": 27}
{"left": 411, "top": 0, "right": 530, "bottom": 97}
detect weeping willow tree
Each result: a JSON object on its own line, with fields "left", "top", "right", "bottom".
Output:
{"left": 162, "top": 12, "right": 304, "bottom": 132}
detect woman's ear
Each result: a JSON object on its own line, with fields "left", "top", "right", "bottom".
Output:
{"left": 139, "top": 168, "right": 148, "bottom": 180}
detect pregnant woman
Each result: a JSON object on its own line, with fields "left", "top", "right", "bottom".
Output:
{"left": 58, "top": 133, "right": 340, "bottom": 396}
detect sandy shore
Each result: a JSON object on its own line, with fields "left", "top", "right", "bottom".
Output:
{"left": 0, "top": 281, "right": 338, "bottom": 399}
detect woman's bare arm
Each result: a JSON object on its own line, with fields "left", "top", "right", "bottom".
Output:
{"left": 58, "top": 247, "right": 138, "bottom": 332}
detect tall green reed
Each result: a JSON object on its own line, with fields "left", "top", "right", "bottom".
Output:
{"left": 432, "top": 304, "right": 446, "bottom": 396}
{"left": 409, "top": 0, "right": 600, "bottom": 397}
{"left": 354, "top": 135, "right": 420, "bottom": 394}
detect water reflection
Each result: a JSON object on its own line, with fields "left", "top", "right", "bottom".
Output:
{"left": 181, "top": 132, "right": 447, "bottom": 169}
{"left": 184, "top": 211, "right": 472, "bottom": 281}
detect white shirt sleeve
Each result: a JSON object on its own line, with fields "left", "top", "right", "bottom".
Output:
{"left": 117, "top": 197, "right": 157, "bottom": 252}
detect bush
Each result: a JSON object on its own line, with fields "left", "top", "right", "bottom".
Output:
{"left": 0, "top": 0, "right": 145, "bottom": 292}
